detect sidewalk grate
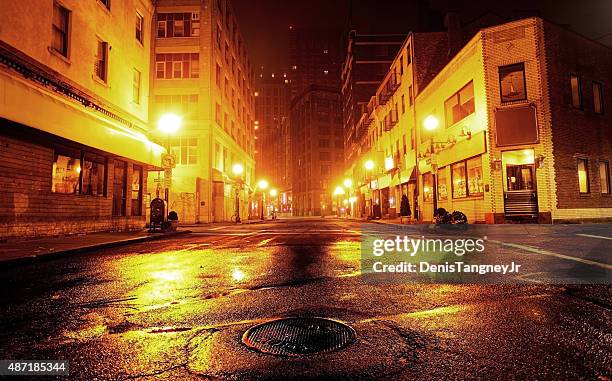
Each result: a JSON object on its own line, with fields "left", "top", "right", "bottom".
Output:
{"left": 242, "top": 317, "right": 356, "bottom": 356}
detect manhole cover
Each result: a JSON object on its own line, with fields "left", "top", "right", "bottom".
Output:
{"left": 242, "top": 317, "right": 356, "bottom": 356}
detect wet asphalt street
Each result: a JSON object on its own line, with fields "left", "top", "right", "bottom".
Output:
{"left": 0, "top": 218, "right": 610, "bottom": 380}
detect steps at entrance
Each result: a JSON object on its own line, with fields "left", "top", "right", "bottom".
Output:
{"left": 504, "top": 190, "right": 538, "bottom": 217}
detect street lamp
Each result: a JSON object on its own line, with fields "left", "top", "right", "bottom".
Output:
{"left": 231, "top": 163, "right": 244, "bottom": 223}
{"left": 333, "top": 186, "right": 345, "bottom": 217}
{"left": 269, "top": 188, "right": 278, "bottom": 219}
{"left": 158, "top": 113, "right": 182, "bottom": 217}
{"left": 423, "top": 115, "right": 439, "bottom": 131}
{"left": 364, "top": 160, "right": 375, "bottom": 218}
{"left": 343, "top": 178, "right": 353, "bottom": 216}
{"left": 257, "top": 179, "right": 269, "bottom": 220}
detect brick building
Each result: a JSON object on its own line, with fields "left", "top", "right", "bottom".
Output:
{"left": 152, "top": 0, "right": 256, "bottom": 223}
{"left": 343, "top": 31, "right": 450, "bottom": 219}
{"left": 0, "top": 0, "right": 163, "bottom": 240}
{"left": 347, "top": 17, "right": 611, "bottom": 223}
{"left": 291, "top": 86, "right": 343, "bottom": 216}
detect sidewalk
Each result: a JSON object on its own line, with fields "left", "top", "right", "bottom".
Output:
{"left": 0, "top": 229, "right": 190, "bottom": 267}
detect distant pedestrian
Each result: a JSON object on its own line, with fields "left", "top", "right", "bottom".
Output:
{"left": 400, "top": 194, "right": 411, "bottom": 224}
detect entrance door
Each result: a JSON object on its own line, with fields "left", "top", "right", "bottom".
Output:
{"left": 506, "top": 164, "right": 534, "bottom": 190}
{"left": 502, "top": 150, "right": 538, "bottom": 218}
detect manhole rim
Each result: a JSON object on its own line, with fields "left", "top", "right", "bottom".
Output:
{"left": 241, "top": 316, "right": 357, "bottom": 357}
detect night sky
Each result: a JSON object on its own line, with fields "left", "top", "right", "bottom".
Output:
{"left": 232, "top": 0, "right": 612, "bottom": 73}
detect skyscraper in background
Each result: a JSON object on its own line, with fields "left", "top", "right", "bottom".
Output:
{"left": 289, "top": 27, "right": 342, "bottom": 97}
{"left": 254, "top": 70, "right": 291, "bottom": 212}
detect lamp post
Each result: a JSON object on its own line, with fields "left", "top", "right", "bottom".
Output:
{"left": 158, "top": 113, "right": 182, "bottom": 217}
{"left": 269, "top": 188, "right": 278, "bottom": 219}
{"left": 364, "top": 160, "right": 375, "bottom": 218}
{"left": 231, "top": 163, "right": 244, "bottom": 223}
{"left": 257, "top": 179, "right": 268, "bottom": 220}
{"left": 333, "top": 185, "right": 345, "bottom": 217}
{"left": 343, "top": 178, "right": 353, "bottom": 216}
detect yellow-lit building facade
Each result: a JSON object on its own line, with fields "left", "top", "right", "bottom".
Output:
{"left": 0, "top": 0, "right": 164, "bottom": 239}
{"left": 151, "top": 0, "right": 256, "bottom": 223}
{"left": 347, "top": 17, "right": 611, "bottom": 223}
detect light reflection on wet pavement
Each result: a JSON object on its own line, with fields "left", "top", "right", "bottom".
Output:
{"left": 0, "top": 218, "right": 610, "bottom": 380}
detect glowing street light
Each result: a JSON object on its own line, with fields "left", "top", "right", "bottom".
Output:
{"left": 231, "top": 163, "right": 244, "bottom": 223}
{"left": 257, "top": 179, "right": 269, "bottom": 220}
{"left": 232, "top": 163, "right": 244, "bottom": 176}
{"left": 158, "top": 113, "right": 182, "bottom": 134}
{"left": 333, "top": 186, "right": 346, "bottom": 196}
{"left": 269, "top": 188, "right": 278, "bottom": 197}
{"left": 343, "top": 178, "right": 353, "bottom": 188}
{"left": 364, "top": 160, "right": 375, "bottom": 171}
{"left": 423, "top": 115, "right": 439, "bottom": 131}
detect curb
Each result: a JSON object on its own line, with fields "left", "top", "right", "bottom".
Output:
{"left": 0, "top": 230, "right": 192, "bottom": 269}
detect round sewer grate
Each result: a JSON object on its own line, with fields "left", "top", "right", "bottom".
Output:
{"left": 242, "top": 317, "right": 356, "bottom": 356}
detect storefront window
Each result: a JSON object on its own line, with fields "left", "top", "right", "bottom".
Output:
{"left": 52, "top": 151, "right": 81, "bottom": 194}
{"left": 437, "top": 168, "right": 448, "bottom": 200}
{"left": 131, "top": 165, "right": 143, "bottom": 216}
{"left": 467, "top": 157, "right": 484, "bottom": 196}
{"left": 423, "top": 173, "right": 433, "bottom": 202}
{"left": 451, "top": 162, "right": 467, "bottom": 198}
{"left": 113, "top": 161, "right": 127, "bottom": 216}
{"left": 81, "top": 154, "right": 106, "bottom": 196}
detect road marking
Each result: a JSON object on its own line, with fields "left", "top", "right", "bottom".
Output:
{"left": 257, "top": 238, "right": 274, "bottom": 246}
{"left": 173, "top": 243, "right": 210, "bottom": 253}
{"left": 209, "top": 226, "right": 224, "bottom": 231}
{"left": 577, "top": 233, "right": 612, "bottom": 241}
{"left": 489, "top": 239, "right": 612, "bottom": 270}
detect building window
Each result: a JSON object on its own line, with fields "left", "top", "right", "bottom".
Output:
{"left": 94, "top": 39, "right": 108, "bottom": 82}
{"left": 135, "top": 12, "right": 144, "bottom": 43}
{"left": 467, "top": 157, "right": 484, "bottom": 196}
{"left": 599, "top": 161, "right": 610, "bottom": 194}
{"left": 112, "top": 161, "right": 127, "bottom": 217}
{"left": 98, "top": 0, "right": 110, "bottom": 10}
{"left": 156, "top": 12, "right": 200, "bottom": 38}
{"left": 132, "top": 69, "right": 141, "bottom": 104}
{"left": 52, "top": 2, "right": 70, "bottom": 57}
{"left": 450, "top": 157, "right": 484, "bottom": 198}
{"left": 445, "top": 81, "right": 474, "bottom": 127}
{"left": 131, "top": 165, "right": 143, "bottom": 216}
{"left": 437, "top": 168, "right": 448, "bottom": 201}
{"left": 499, "top": 63, "right": 526, "bottom": 102}
{"left": 81, "top": 153, "right": 106, "bottom": 196}
{"left": 401, "top": 94, "right": 406, "bottom": 114}
{"left": 423, "top": 173, "right": 433, "bottom": 202}
{"left": 451, "top": 162, "right": 467, "bottom": 198}
{"left": 408, "top": 85, "right": 413, "bottom": 106}
{"left": 577, "top": 158, "right": 589, "bottom": 193}
{"left": 155, "top": 94, "right": 199, "bottom": 117}
{"left": 155, "top": 53, "right": 199, "bottom": 79}
{"left": 170, "top": 138, "right": 198, "bottom": 165}
{"left": 216, "top": 63, "right": 222, "bottom": 87}
{"left": 570, "top": 74, "right": 582, "bottom": 109}
{"left": 52, "top": 149, "right": 81, "bottom": 194}
{"left": 593, "top": 81, "right": 604, "bottom": 114}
